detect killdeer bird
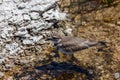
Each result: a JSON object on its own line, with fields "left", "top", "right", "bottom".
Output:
{"left": 46, "top": 31, "right": 108, "bottom": 62}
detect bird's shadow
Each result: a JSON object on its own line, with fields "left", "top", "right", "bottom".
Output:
{"left": 36, "top": 61, "right": 93, "bottom": 80}
{"left": 14, "top": 62, "right": 94, "bottom": 80}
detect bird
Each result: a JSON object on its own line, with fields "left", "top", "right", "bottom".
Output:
{"left": 45, "top": 31, "right": 108, "bottom": 62}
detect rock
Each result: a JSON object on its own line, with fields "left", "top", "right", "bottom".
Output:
{"left": 2, "top": 1, "right": 16, "bottom": 11}
{"left": 0, "top": 0, "right": 66, "bottom": 57}
{"left": 30, "top": 12, "right": 40, "bottom": 20}
{"left": 74, "top": 15, "right": 81, "bottom": 25}
{"left": 0, "top": 15, "right": 4, "bottom": 22}
{"left": 22, "top": 36, "right": 43, "bottom": 45}
{"left": 0, "top": 27, "right": 14, "bottom": 40}
{"left": 23, "top": 39, "right": 34, "bottom": 45}
{"left": 30, "top": 36, "right": 43, "bottom": 42}
{"left": 7, "top": 76, "right": 13, "bottom": 80}
{"left": 4, "top": 11, "right": 13, "bottom": 19}
{"left": 40, "top": 74, "right": 49, "bottom": 80}
{"left": 5, "top": 63, "right": 14, "bottom": 69}
{"left": 34, "top": 46, "right": 42, "bottom": 54}
{"left": 14, "top": 29, "right": 28, "bottom": 36}
{"left": 22, "top": 0, "right": 30, "bottom": 2}
{"left": 18, "top": 2, "right": 26, "bottom": 9}
{"left": 0, "top": 72, "right": 4, "bottom": 78}
{"left": 36, "top": 39, "right": 46, "bottom": 44}
{"left": 8, "top": 15, "right": 24, "bottom": 24}
{"left": 116, "top": 21, "right": 120, "bottom": 26}
{"left": 23, "top": 34, "right": 31, "bottom": 38}
{"left": 81, "top": 21, "right": 87, "bottom": 26}
{"left": 95, "top": 12, "right": 103, "bottom": 21}
{"left": 43, "top": 9, "right": 67, "bottom": 20}
{"left": 5, "top": 42, "right": 22, "bottom": 55}
{"left": 30, "top": 5, "right": 42, "bottom": 12}
{"left": 13, "top": 0, "right": 21, "bottom": 3}
{"left": 23, "top": 14, "right": 31, "bottom": 21}
{"left": 50, "top": 52, "right": 56, "bottom": 56}
{"left": 20, "top": 59, "right": 30, "bottom": 64}
{"left": 0, "top": 59, "right": 4, "bottom": 64}
{"left": 70, "top": 6, "right": 79, "bottom": 14}
{"left": 61, "top": 0, "right": 71, "bottom": 7}
{"left": 114, "top": 72, "right": 120, "bottom": 79}
{"left": 0, "top": 0, "right": 3, "bottom": 4}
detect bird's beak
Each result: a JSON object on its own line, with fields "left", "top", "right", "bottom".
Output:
{"left": 46, "top": 37, "right": 52, "bottom": 40}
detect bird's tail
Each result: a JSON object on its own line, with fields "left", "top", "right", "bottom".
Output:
{"left": 97, "top": 41, "right": 109, "bottom": 47}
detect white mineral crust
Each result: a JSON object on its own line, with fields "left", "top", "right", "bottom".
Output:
{"left": 0, "top": 0, "right": 67, "bottom": 57}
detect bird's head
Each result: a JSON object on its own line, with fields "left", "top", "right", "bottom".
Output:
{"left": 45, "top": 31, "right": 62, "bottom": 43}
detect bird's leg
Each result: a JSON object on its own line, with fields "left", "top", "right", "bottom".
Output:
{"left": 72, "top": 54, "right": 80, "bottom": 64}
{"left": 67, "top": 54, "right": 74, "bottom": 63}
{"left": 59, "top": 52, "right": 68, "bottom": 62}
{"left": 68, "top": 54, "right": 79, "bottom": 64}
{"left": 54, "top": 50, "right": 59, "bottom": 62}
{"left": 55, "top": 45, "right": 67, "bottom": 62}
{"left": 55, "top": 50, "right": 67, "bottom": 62}
{"left": 52, "top": 43, "right": 59, "bottom": 62}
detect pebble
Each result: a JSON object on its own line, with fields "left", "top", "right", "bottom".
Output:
{"left": 23, "top": 14, "right": 31, "bottom": 21}
{"left": 117, "top": 21, "right": 120, "bottom": 26}
{"left": 20, "top": 59, "right": 30, "bottom": 64}
{"left": 14, "top": 29, "right": 28, "bottom": 36}
{"left": 114, "top": 72, "right": 120, "bottom": 79}
{"left": 18, "top": 2, "right": 26, "bottom": 9}
{"left": 23, "top": 39, "right": 34, "bottom": 45}
{"left": 7, "top": 76, "right": 13, "bottom": 80}
{"left": 30, "top": 12, "right": 40, "bottom": 20}
{"left": 0, "top": 72, "right": 4, "bottom": 78}
{"left": 5, "top": 63, "right": 14, "bottom": 69}
{"left": 30, "top": 36, "right": 43, "bottom": 42}
{"left": 0, "top": 59, "right": 4, "bottom": 64}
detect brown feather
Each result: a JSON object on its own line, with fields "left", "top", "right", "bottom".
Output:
{"left": 58, "top": 36, "right": 98, "bottom": 52}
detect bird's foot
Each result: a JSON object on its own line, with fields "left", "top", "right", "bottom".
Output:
{"left": 53, "top": 57, "right": 60, "bottom": 62}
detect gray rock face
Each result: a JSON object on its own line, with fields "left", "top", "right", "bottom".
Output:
{"left": 0, "top": 0, "right": 67, "bottom": 61}
{"left": 30, "top": 12, "right": 39, "bottom": 20}
{"left": 0, "top": 72, "right": 4, "bottom": 78}
{"left": 115, "top": 72, "right": 120, "bottom": 79}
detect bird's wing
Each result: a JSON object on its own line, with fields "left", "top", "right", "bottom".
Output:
{"left": 59, "top": 37, "right": 98, "bottom": 52}
{"left": 60, "top": 37, "right": 86, "bottom": 47}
